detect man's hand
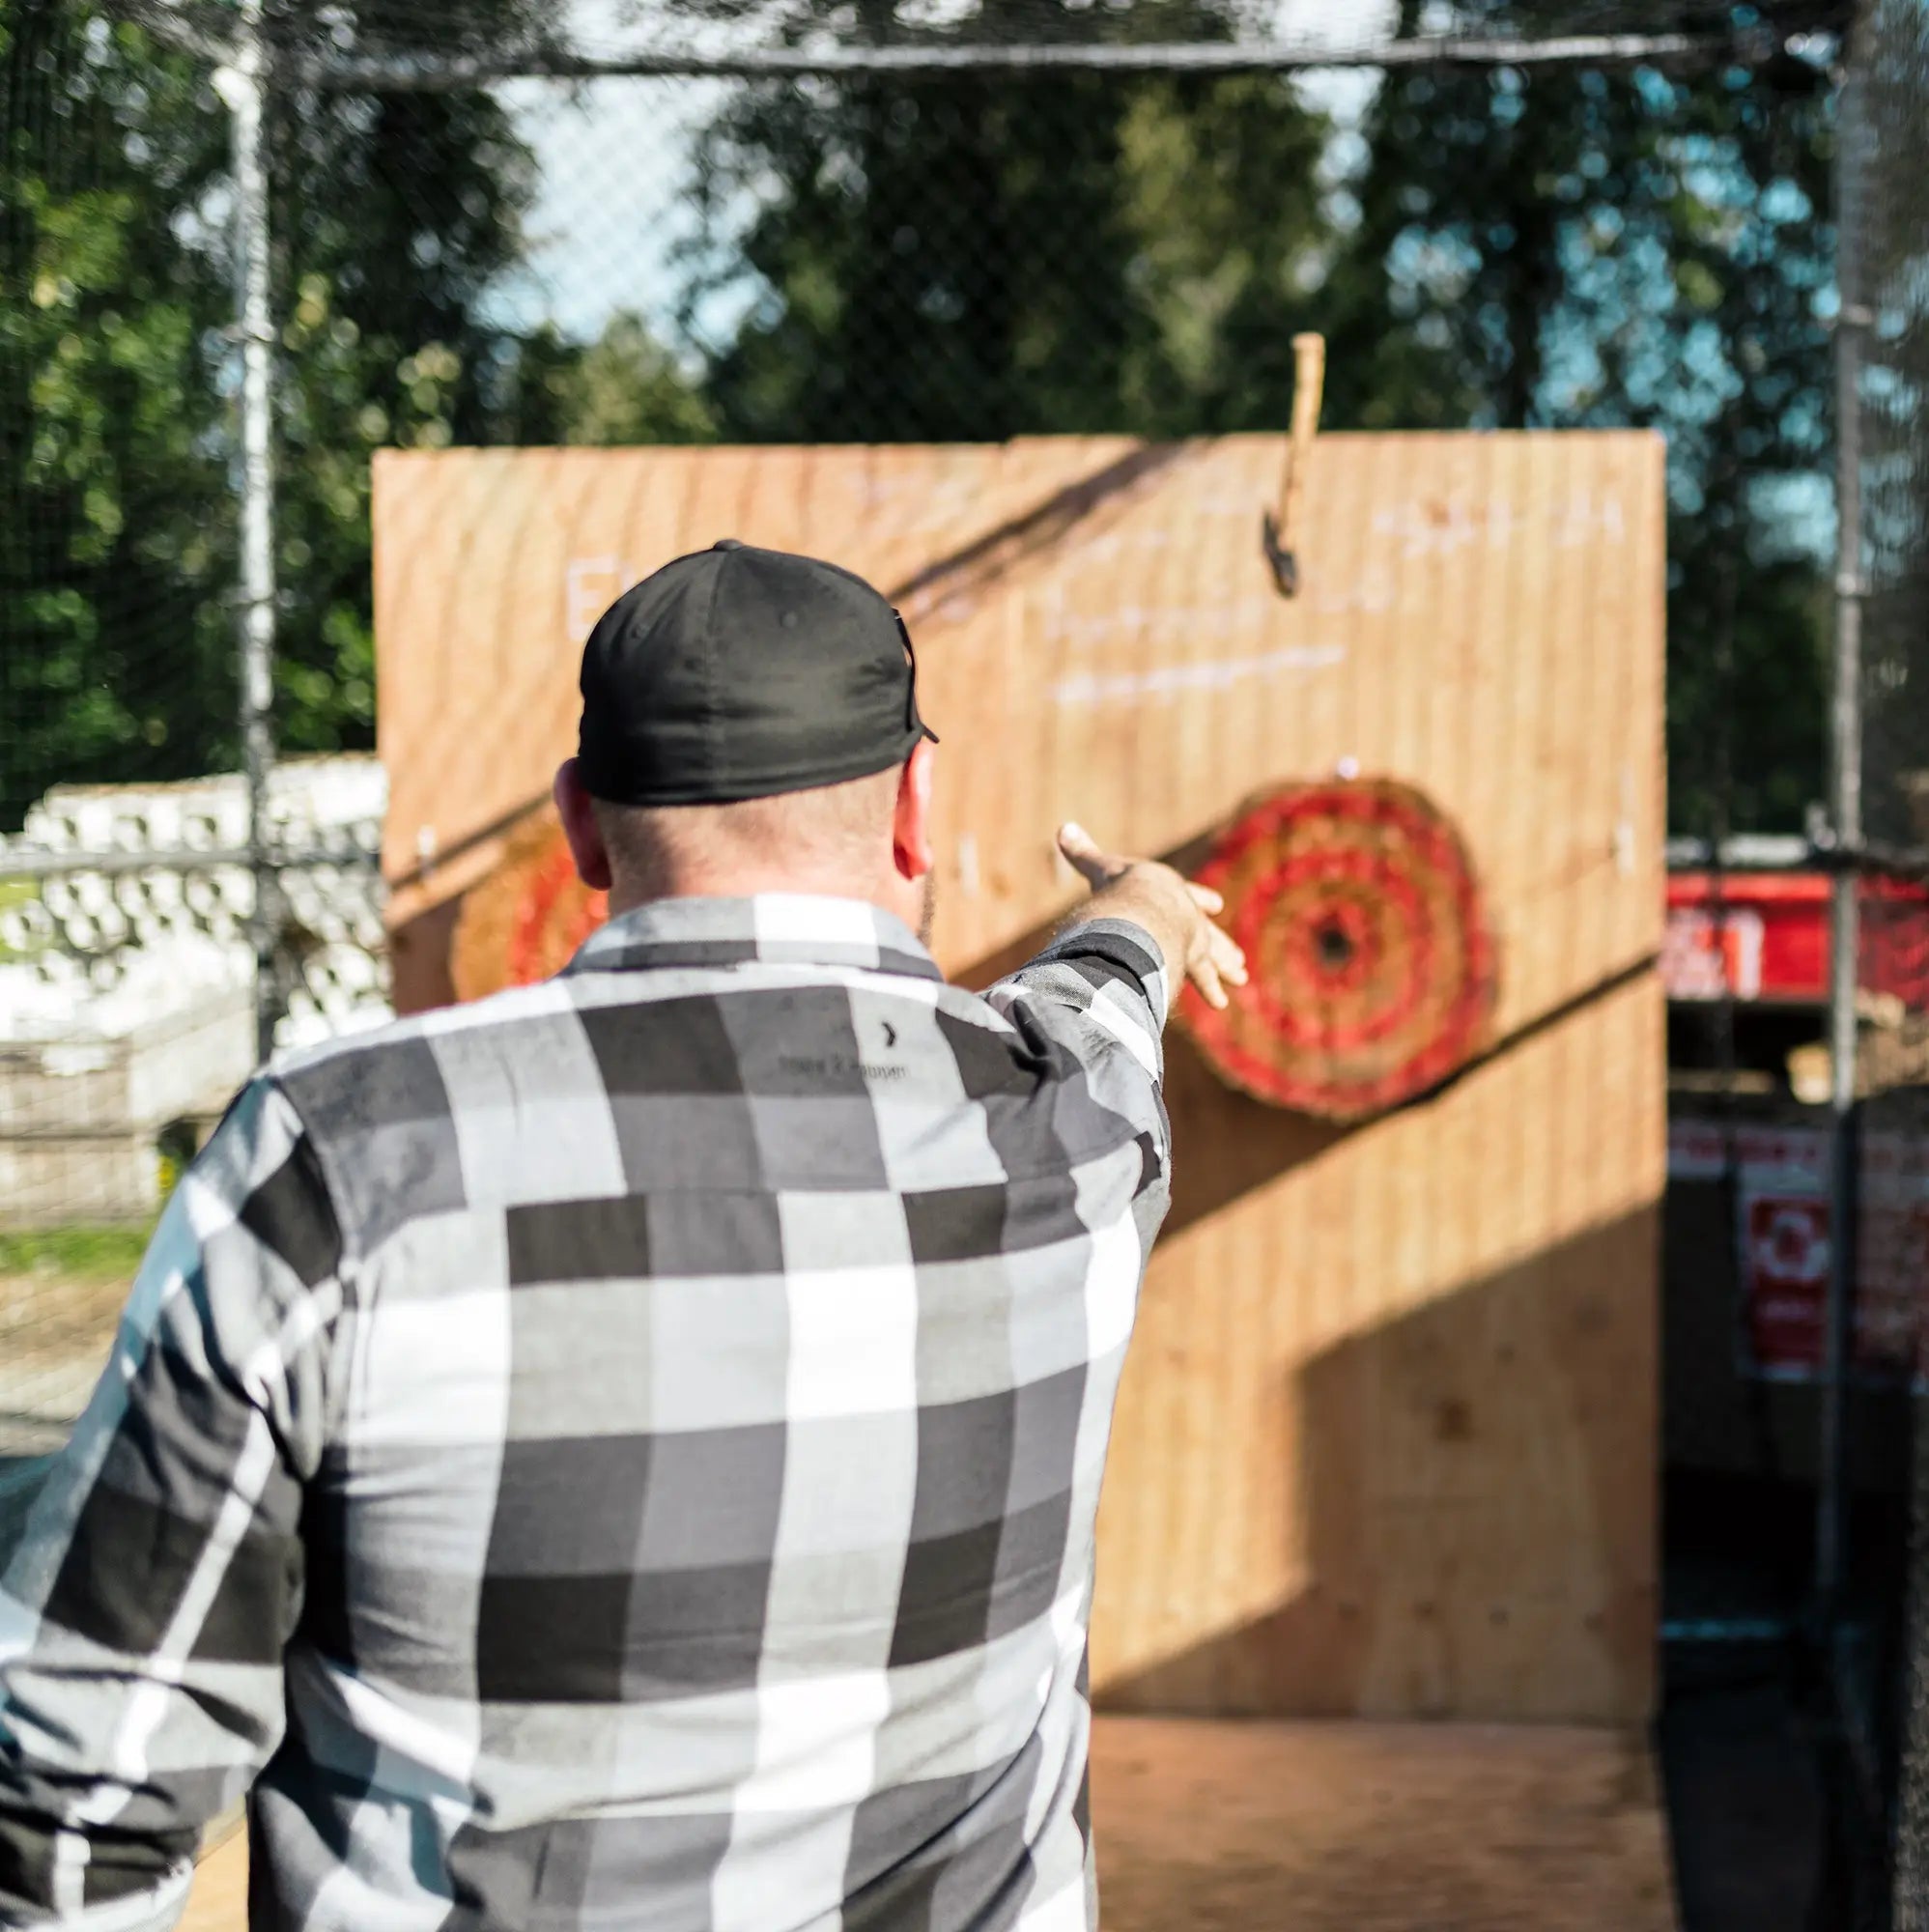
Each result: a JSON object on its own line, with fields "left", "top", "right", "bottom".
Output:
{"left": 1057, "top": 822, "right": 1249, "bottom": 1011}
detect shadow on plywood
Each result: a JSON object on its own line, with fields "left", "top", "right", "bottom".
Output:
{"left": 1095, "top": 1203, "right": 1660, "bottom": 1725}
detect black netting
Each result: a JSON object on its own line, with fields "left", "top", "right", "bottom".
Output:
{"left": 1858, "top": 0, "right": 1929, "bottom": 861}
{"left": 4, "top": 19, "right": 1926, "bottom": 1921}
{"left": 0, "top": 0, "right": 1852, "bottom": 838}
{"left": 0, "top": 1, "right": 1863, "bottom": 1272}
{"left": 1860, "top": 0, "right": 1929, "bottom": 1918}
{"left": 0, "top": 4, "right": 235, "bottom": 829}
{"left": 233, "top": 6, "right": 1847, "bottom": 838}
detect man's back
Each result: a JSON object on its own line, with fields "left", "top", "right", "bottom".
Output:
{"left": 0, "top": 540, "right": 1245, "bottom": 1932}
{"left": 2, "top": 895, "right": 1170, "bottom": 1932}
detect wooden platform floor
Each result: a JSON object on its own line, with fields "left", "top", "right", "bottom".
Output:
{"left": 183, "top": 1822, "right": 247, "bottom": 1932}
{"left": 1091, "top": 1718, "right": 1676, "bottom": 1931}
{"left": 185, "top": 1717, "right": 1676, "bottom": 1930}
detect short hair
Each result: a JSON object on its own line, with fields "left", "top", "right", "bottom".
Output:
{"left": 591, "top": 761, "right": 901, "bottom": 898}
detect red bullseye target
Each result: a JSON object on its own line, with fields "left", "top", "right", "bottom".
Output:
{"left": 504, "top": 832, "right": 607, "bottom": 988}
{"left": 1179, "top": 780, "right": 1498, "bottom": 1121}
{"left": 451, "top": 805, "right": 608, "bottom": 1004}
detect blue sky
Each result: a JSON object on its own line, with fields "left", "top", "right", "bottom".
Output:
{"left": 479, "top": 0, "right": 1834, "bottom": 560}
{"left": 492, "top": 0, "right": 1398, "bottom": 348}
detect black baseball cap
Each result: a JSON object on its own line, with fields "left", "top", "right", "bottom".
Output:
{"left": 577, "top": 539, "right": 938, "bottom": 807}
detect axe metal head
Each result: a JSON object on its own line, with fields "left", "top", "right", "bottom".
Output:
{"left": 1261, "top": 508, "right": 1299, "bottom": 598}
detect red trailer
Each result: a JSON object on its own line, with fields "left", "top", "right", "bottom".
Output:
{"left": 1664, "top": 847, "right": 1929, "bottom": 1010}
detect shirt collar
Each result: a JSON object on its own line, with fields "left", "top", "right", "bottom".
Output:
{"left": 563, "top": 894, "right": 944, "bottom": 982}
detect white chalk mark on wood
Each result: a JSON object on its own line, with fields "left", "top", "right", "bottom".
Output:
{"left": 565, "top": 556, "right": 635, "bottom": 645}
{"left": 1040, "top": 597, "right": 1314, "bottom": 649}
{"left": 1051, "top": 644, "right": 1347, "bottom": 708}
{"left": 1370, "top": 493, "right": 1626, "bottom": 561}
{"left": 1309, "top": 572, "right": 1398, "bottom": 615}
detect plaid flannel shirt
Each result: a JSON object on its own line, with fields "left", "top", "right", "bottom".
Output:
{"left": 0, "top": 895, "right": 1172, "bottom": 1932}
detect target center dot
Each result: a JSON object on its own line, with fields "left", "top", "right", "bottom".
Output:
{"left": 1315, "top": 919, "right": 1355, "bottom": 971}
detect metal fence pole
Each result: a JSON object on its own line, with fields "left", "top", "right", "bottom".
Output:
{"left": 214, "top": 0, "right": 281, "bottom": 1065}
{"left": 1899, "top": 1407, "right": 1929, "bottom": 1927}
{"left": 1877, "top": 0, "right": 1929, "bottom": 1901}
{"left": 1817, "top": 13, "right": 1869, "bottom": 1625}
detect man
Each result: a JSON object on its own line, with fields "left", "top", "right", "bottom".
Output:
{"left": 0, "top": 540, "right": 1244, "bottom": 1931}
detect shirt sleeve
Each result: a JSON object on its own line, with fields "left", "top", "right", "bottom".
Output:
{"left": 985, "top": 916, "right": 1172, "bottom": 1147}
{"left": 0, "top": 1077, "right": 344, "bottom": 1930}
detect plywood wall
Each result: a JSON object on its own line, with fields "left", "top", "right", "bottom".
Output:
{"left": 374, "top": 430, "right": 1666, "bottom": 1723}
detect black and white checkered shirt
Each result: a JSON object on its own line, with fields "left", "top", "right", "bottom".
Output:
{"left": 0, "top": 895, "right": 1171, "bottom": 1931}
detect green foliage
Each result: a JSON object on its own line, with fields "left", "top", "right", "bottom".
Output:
{"left": 685, "top": 9, "right": 1328, "bottom": 441}
{"left": 1315, "top": 17, "right": 1836, "bottom": 833}
{"left": 503, "top": 316, "right": 716, "bottom": 447}
{"left": 0, "top": 1222, "right": 153, "bottom": 1284}
{"left": 0, "top": 877, "right": 38, "bottom": 962}
{"left": 0, "top": 2, "right": 234, "bottom": 827}
{"left": 683, "top": 3, "right": 1837, "bottom": 833}
{"left": 263, "top": 50, "right": 718, "bottom": 755}
{"left": 266, "top": 56, "right": 542, "bottom": 755}
{"left": 0, "top": 5, "right": 713, "bottom": 820}
{"left": 0, "top": 0, "right": 1847, "bottom": 840}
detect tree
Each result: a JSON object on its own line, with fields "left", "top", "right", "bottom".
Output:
{"left": 1316, "top": 5, "right": 1841, "bottom": 833}
{"left": 266, "top": 39, "right": 715, "bottom": 753}
{"left": 684, "top": 0, "right": 1843, "bottom": 834}
{"left": 0, "top": 1, "right": 565, "bottom": 818}
{"left": 0, "top": 1, "right": 713, "bottom": 818}
{"left": 509, "top": 314, "right": 716, "bottom": 448}
{"left": 681, "top": 2, "right": 1330, "bottom": 442}
{"left": 0, "top": 1, "right": 234, "bottom": 827}
{"left": 3, "top": 0, "right": 1850, "bottom": 847}
{"left": 266, "top": 40, "right": 548, "bottom": 755}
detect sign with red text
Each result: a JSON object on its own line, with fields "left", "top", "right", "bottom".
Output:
{"left": 1669, "top": 1120, "right": 1929, "bottom": 1386}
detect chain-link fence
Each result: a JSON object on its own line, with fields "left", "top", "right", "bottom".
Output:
{"left": 1844, "top": 0, "right": 1929, "bottom": 1922}
{"left": 8, "top": 0, "right": 1929, "bottom": 1915}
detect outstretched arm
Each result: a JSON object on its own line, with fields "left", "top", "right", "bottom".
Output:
{"left": 981, "top": 823, "right": 1245, "bottom": 1269}
{"left": 1054, "top": 821, "right": 1248, "bottom": 1018}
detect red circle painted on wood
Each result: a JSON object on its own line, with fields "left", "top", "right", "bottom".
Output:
{"left": 450, "top": 808, "right": 609, "bottom": 1005}
{"left": 1178, "top": 779, "right": 1498, "bottom": 1121}
{"left": 504, "top": 832, "right": 608, "bottom": 989}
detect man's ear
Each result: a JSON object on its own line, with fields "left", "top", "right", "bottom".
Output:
{"left": 554, "top": 758, "right": 614, "bottom": 893}
{"left": 893, "top": 740, "right": 937, "bottom": 881}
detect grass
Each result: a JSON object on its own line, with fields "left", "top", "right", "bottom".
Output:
{"left": 0, "top": 1226, "right": 154, "bottom": 1377}
{"left": 0, "top": 876, "right": 39, "bottom": 963}
{"left": 0, "top": 1224, "right": 156, "bottom": 1288}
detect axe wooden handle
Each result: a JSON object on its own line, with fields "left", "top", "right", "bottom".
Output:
{"left": 1279, "top": 331, "right": 1326, "bottom": 551}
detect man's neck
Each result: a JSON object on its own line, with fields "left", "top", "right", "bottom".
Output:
{"left": 605, "top": 873, "right": 894, "bottom": 923}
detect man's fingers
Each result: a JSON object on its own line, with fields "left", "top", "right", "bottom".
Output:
{"left": 1191, "top": 955, "right": 1229, "bottom": 1010}
{"left": 1055, "top": 829, "right": 1248, "bottom": 1009}
{"left": 1187, "top": 921, "right": 1246, "bottom": 1012}
{"left": 1212, "top": 927, "right": 1249, "bottom": 986}
{"left": 1057, "top": 821, "right": 1121, "bottom": 889}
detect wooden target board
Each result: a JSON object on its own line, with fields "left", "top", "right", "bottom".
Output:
{"left": 375, "top": 430, "right": 1666, "bottom": 1725}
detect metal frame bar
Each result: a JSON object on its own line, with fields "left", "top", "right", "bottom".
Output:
{"left": 284, "top": 35, "right": 1741, "bottom": 88}
{"left": 135, "top": 13, "right": 1808, "bottom": 90}
{"left": 1816, "top": 10, "right": 1870, "bottom": 1623}
{"left": 212, "top": 1, "right": 283, "bottom": 1066}
{"left": 0, "top": 849, "right": 378, "bottom": 878}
